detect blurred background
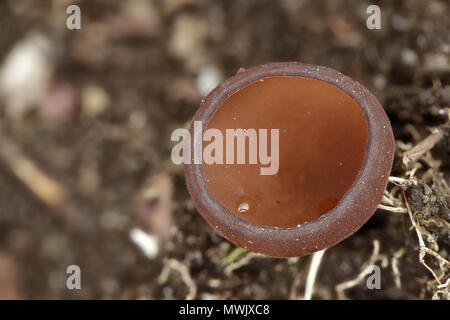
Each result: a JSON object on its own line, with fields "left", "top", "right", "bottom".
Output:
{"left": 0, "top": 0, "right": 449, "bottom": 299}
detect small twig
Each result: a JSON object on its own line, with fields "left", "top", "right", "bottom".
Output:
{"left": 0, "top": 134, "right": 66, "bottom": 208}
{"left": 304, "top": 249, "right": 326, "bottom": 300}
{"left": 402, "top": 127, "right": 446, "bottom": 170}
{"left": 0, "top": 128, "right": 96, "bottom": 231}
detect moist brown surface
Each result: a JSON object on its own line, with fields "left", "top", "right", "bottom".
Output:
{"left": 203, "top": 76, "right": 368, "bottom": 227}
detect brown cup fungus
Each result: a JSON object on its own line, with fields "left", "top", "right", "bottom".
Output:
{"left": 184, "top": 62, "right": 394, "bottom": 257}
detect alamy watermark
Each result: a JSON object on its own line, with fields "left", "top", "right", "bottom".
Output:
{"left": 171, "top": 121, "right": 280, "bottom": 176}
{"left": 66, "top": 5, "right": 81, "bottom": 30}
{"left": 66, "top": 264, "right": 81, "bottom": 290}
{"left": 366, "top": 5, "right": 381, "bottom": 30}
{"left": 366, "top": 264, "right": 381, "bottom": 290}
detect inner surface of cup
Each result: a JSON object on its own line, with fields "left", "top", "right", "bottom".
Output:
{"left": 202, "top": 76, "right": 368, "bottom": 228}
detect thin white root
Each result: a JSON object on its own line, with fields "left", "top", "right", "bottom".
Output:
{"left": 377, "top": 204, "right": 407, "bottom": 213}
{"left": 336, "top": 240, "right": 380, "bottom": 299}
{"left": 403, "top": 191, "right": 450, "bottom": 285}
{"left": 437, "top": 278, "right": 450, "bottom": 289}
{"left": 304, "top": 249, "right": 326, "bottom": 300}
{"left": 388, "top": 176, "right": 409, "bottom": 185}
{"left": 392, "top": 248, "right": 405, "bottom": 289}
{"left": 158, "top": 258, "right": 197, "bottom": 300}
{"left": 382, "top": 194, "right": 395, "bottom": 206}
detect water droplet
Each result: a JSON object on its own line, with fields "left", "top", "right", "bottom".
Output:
{"left": 236, "top": 195, "right": 256, "bottom": 215}
{"left": 238, "top": 202, "right": 250, "bottom": 213}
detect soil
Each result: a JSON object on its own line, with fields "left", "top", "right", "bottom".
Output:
{"left": 0, "top": 0, "right": 449, "bottom": 299}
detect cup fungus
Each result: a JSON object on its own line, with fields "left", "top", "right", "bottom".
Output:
{"left": 184, "top": 62, "right": 394, "bottom": 257}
